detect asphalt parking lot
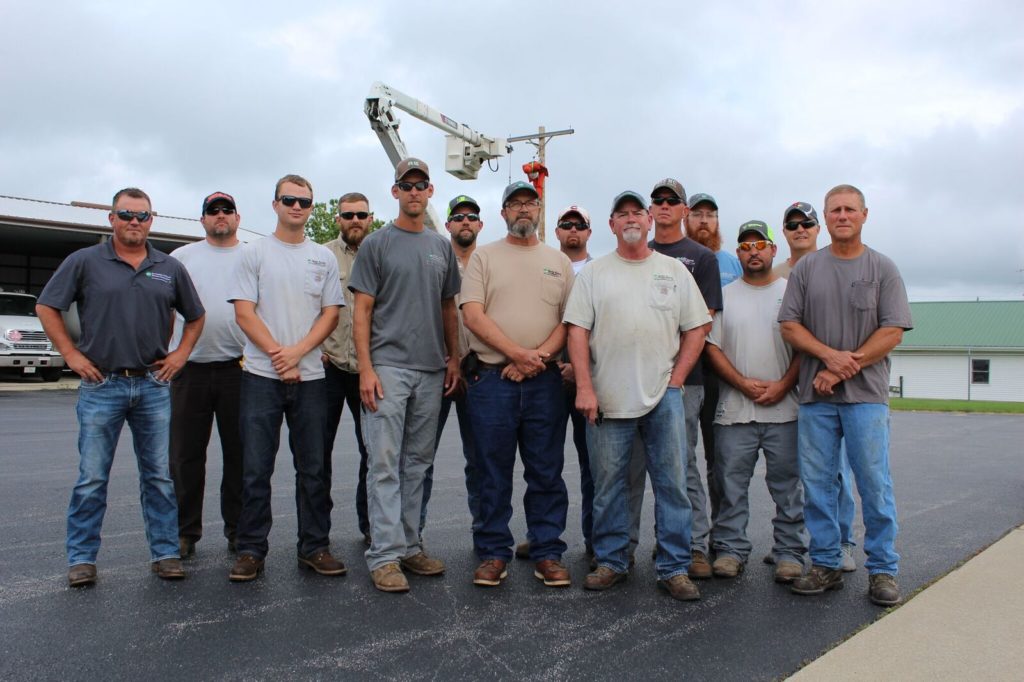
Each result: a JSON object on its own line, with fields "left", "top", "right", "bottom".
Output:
{"left": 1, "top": 388, "right": 1022, "bottom": 680}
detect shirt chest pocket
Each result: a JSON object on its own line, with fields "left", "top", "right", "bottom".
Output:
{"left": 541, "top": 274, "right": 564, "bottom": 306}
{"left": 648, "top": 281, "right": 676, "bottom": 311}
{"left": 850, "top": 280, "right": 879, "bottom": 311}
{"left": 304, "top": 265, "right": 328, "bottom": 306}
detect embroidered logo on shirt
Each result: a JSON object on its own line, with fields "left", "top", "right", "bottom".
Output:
{"left": 147, "top": 272, "right": 173, "bottom": 285}
{"left": 307, "top": 258, "right": 327, "bottom": 267}
{"left": 542, "top": 268, "right": 563, "bottom": 278}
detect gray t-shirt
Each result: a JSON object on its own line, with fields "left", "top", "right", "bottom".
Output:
{"left": 563, "top": 251, "right": 711, "bottom": 418}
{"left": 38, "top": 240, "right": 204, "bottom": 370}
{"left": 228, "top": 235, "right": 344, "bottom": 382}
{"left": 778, "top": 246, "right": 913, "bottom": 404}
{"left": 348, "top": 222, "right": 461, "bottom": 371}
{"left": 708, "top": 278, "right": 798, "bottom": 424}
{"left": 170, "top": 240, "right": 247, "bottom": 362}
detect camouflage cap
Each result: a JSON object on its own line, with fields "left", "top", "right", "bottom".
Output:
{"left": 650, "top": 178, "right": 686, "bottom": 202}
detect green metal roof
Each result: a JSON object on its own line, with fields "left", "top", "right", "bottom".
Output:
{"left": 899, "top": 301, "right": 1024, "bottom": 349}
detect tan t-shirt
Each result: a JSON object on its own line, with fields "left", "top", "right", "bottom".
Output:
{"left": 460, "top": 240, "right": 574, "bottom": 365}
{"left": 321, "top": 238, "right": 359, "bottom": 372}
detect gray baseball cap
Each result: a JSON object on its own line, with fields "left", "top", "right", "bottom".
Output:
{"left": 737, "top": 220, "right": 774, "bottom": 242}
{"left": 501, "top": 181, "right": 539, "bottom": 206}
{"left": 447, "top": 194, "right": 480, "bottom": 217}
{"left": 783, "top": 201, "right": 818, "bottom": 224}
{"left": 395, "top": 157, "right": 430, "bottom": 182}
{"left": 611, "top": 190, "right": 648, "bottom": 214}
{"left": 688, "top": 193, "right": 718, "bottom": 210}
{"left": 650, "top": 178, "right": 686, "bottom": 201}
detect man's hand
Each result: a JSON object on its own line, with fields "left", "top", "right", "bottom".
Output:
{"left": 558, "top": 360, "right": 575, "bottom": 385}
{"left": 443, "top": 357, "right": 462, "bottom": 397}
{"left": 754, "top": 379, "right": 790, "bottom": 405}
{"left": 501, "top": 364, "right": 525, "bottom": 382}
{"left": 510, "top": 347, "right": 547, "bottom": 378}
{"left": 824, "top": 349, "right": 863, "bottom": 380}
{"left": 65, "top": 349, "right": 103, "bottom": 383}
{"left": 269, "top": 344, "right": 305, "bottom": 374}
{"left": 813, "top": 369, "right": 842, "bottom": 396}
{"left": 360, "top": 367, "right": 384, "bottom": 412}
{"left": 737, "top": 376, "right": 768, "bottom": 401}
{"left": 280, "top": 367, "right": 301, "bottom": 384}
{"left": 575, "top": 385, "right": 600, "bottom": 424}
{"left": 153, "top": 348, "right": 189, "bottom": 382}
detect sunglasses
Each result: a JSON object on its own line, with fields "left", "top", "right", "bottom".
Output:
{"left": 449, "top": 213, "right": 480, "bottom": 223}
{"left": 558, "top": 221, "right": 590, "bottom": 231}
{"left": 784, "top": 219, "right": 817, "bottom": 231}
{"left": 396, "top": 180, "right": 430, "bottom": 191}
{"left": 114, "top": 210, "right": 152, "bottom": 222}
{"left": 738, "top": 240, "right": 772, "bottom": 251}
{"left": 278, "top": 195, "right": 313, "bottom": 209}
{"left": 651, "top": 197, "right": 683, "bottom": 206}
{"left": 339, "top": 211, "right": 370, "bottom": 220}
{"left": 205, "top": 207, "right": 236, "bottom": 216}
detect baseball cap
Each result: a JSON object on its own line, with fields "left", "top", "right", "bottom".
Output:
{"left": 611, "top": 191, "right": 648, "bottom": 214}
{"left": 501, "top": 181, "right": 539, "bottom": 206}
{"left": 650, "top": 178, "right": 687, "bottom": 202}
{"left": 737, "top": 220, "right": 774, "bottom": 242}
{"left": 395, "top": 157, "right": 430, "bottom": 182}
{"left": 783, "top": 201, "right": 819, "bottom": 224}
{"left": 556, "top": 205, "right": 591, "bottom": 227}
{"left": 447, "top": 194, "right": 480, "bottom": 217}
{"left": 688, "top": 193, "right": 718, "bottom": 210}
{"left": 202, "top": 191, "right": 236, "bottom": 214}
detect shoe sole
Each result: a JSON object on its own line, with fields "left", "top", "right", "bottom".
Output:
{"left": 712, "top": 563, "right": 744, "bottom": 579}
{"left": 774, "top": 573, "right": 801, "bottom": 584}
{"left": 583, "top": 574, "right": 627, "bottom": 591}
{"left": 298, "top": 558, "right": 347, "bottom": 576}
{"left": 68, "top": 573, "right": 96, "bottom": 588}
{"left": 400, "top": 562, "right": 445, "bottom": 576}
{"left": 791, "top": 580, "right": 844, "bottom": 595}
{"left": 869, "top": 594, "right": 901, "bottom": 607}
{"left": 373, "top": 581, "right": 410, "bottom": 593}
{"left": 533, "top": 571, "right": 570, "bottom": 587}
{"left": 229, "top": 566, "right": 264, "bottom": 582}
{"left": 473, "top": 570, "right": 509, "bottom": 587}
{"left": 657, "top": 581, "right": 700, "bottom": 601}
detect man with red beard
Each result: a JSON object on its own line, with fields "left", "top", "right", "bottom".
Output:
{"left": 322, "top": 192, "right": 375, "bottom": 546}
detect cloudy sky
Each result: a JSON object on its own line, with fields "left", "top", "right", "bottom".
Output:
{"left": 2, "top": 1, "right": 1022, "bottom": 300}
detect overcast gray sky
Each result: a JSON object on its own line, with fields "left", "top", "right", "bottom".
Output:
{"left": 2, "top": 1, "right": 1022, "bottom": 300}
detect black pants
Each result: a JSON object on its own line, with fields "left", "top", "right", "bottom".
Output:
{"left": 169, "top": 359, "right": 243, "bottom": 543}
{"left": 700, "top": 367, "right": 722, "bottom": 524}
{"left": 324, "top": 362, "right": 370, "bottom": 536}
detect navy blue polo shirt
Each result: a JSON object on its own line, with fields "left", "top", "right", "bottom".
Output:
{"left": 38, "top": 240, "right": 205, "bottom": 370}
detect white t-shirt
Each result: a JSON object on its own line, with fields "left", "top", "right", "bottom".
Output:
{"left": 169, "top": 240, "right": 247, "bottom": 362}
{"left": 707, "top": 278, "right": 798, "bottom": 424}
{"left": 228, "top": 235, "right": 344, "bottom": 381}
{"left": 563, "top": 251, "right": 710, "bottom": 418}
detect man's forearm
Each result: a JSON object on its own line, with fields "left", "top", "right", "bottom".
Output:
{"left": 442, "top": 298, "right": 459, "bottom": 359}
{"left": 36, "top": 305, "right": 77, "bottom": 357}
{"left": 297, "top": 307, "right": 340, "bottom": 355}
{"left": 855, "top": 327, "right": 904, "bottom": 368}
{"left": 234, "top": 301, "right": 280, "bottom": 354}
{"left": 177, "top": 316, "right": 205, "bottom": 356}
{"left": 780, "top": 320, "right": 832, "bottom": 361}
{"left": 670, "top": 326, "right": 706, "bottom": 386}
{"left": 536, "top": 323, "right": 567, "bottom": 359}
{"left": 353, "top": 293, "right": 375, "bottom": 372}
{"left": 462, "top": 303, "right": 525, "bottom": 360}
{"left": 705, "top": 343, "right": 746, "bottom": 391}
{"left": 567, "top": 325, "right": 593, "bottom": 392}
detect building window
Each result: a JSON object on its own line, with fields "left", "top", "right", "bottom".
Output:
{"left": 971, "top": 358, "right": 990, "bottom": 384}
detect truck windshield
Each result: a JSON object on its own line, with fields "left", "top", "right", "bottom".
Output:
{"left": 0, "top": 295, "right": 38, "bottom": 317}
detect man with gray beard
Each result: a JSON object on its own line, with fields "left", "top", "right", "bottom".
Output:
{"left": 461, "top": 181, "right": 575, "bottom": 589}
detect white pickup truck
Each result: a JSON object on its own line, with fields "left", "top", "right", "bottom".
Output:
{"left": 0, "top": 291, "right": 66, "bottom": 381}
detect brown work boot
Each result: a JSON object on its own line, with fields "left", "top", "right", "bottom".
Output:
{"left": 151, "top": 558, "right": 186, "bottom": 580}
{"left": 229, "top": 554, "right": 265, "bottom": 582}
{"left": 774, "top": 560, "right": 804, "bottom": 584}
{"left": 534, "top": 559, "right": 571, "bottom": 587}
{"left": 688, "top": 550, "right": 712, "bottom": 579}
{"left": 583, "top": 566, "right": 627, "bottom": 591}
{"left": 515, "top": 541, "right": 531, "bottom": 560}
{"left": 371, "top": 562, "right": 409, "bottom": 593}
{"left": 868, "top": 573, "right": 902, "bottom": 606}
{"left": 298, "top": 549, "right": 347, "bottom": 576}
{"left": 712, "top": 555, "right": 744, "bottom": 578}
{"left": 68, "top": 564, "right": 97, "bottom": 587}
{"left": 658, "top": 573, "right": 701, "bottom": 601}
{"left": 179, "top": 536, "right": 196, "bottom": 560}
{"left": 791, "top": 565, "right": 844, "bottom": 595}
{"left": 401, "top": 552, "right": 445, "bottom": 576}
{"left": 473, "top": 559, "right": 508, "bottom": 587}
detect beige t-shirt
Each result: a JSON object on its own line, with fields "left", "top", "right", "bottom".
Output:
{"left": 460, "top": 240, "right": 574, "bottom": 365}
{"left": 321, "top": 238, "right": 359, "bottom": 373}
{"left": 563, "top": 251, "right": 711, "bottom": 418}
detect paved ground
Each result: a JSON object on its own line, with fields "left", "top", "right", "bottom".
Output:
{"left": 1, "top": 389, "right": 1022, "bottom": 680}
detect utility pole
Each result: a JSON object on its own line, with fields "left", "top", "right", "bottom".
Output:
{"left": 537, "top": 125, "right": 547, "bottom": 242}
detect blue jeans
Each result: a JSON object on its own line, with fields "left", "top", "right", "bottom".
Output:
{"left": 588, "top": 387, "right": 692, "bottom": 579}
{"left": 798, "top": 402, "right": 899, "bottom": 574}
{"left": 467, "top": 366, "right": 568, "bottom": 562}
{"left": 838, "top": 442, "right": 856, "bottom": 546}
{"left": 235, "top": 373, "right": 331, "bottom": 559}
{"left": 421, "top": 389, "right": 480, "bottom": 534}
{"left": 67, "top": 373, "right": 179, "bottom": 566}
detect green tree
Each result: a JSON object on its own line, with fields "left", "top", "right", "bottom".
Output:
{"left": 305, "top": 199, "right": 385, "bottom": 244}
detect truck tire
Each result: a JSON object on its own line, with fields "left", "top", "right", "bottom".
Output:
{"left": 41, "top": 368, "right": 64, "bottom": 382}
